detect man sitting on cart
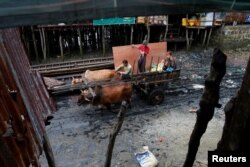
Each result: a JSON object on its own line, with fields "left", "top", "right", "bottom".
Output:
{"left": 115, "top": 59, "right": 132, "bottom": 80}
{"left": 163, "top": 51, "right": 177, "bottom": 72}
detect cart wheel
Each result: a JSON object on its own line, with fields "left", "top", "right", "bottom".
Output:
{"left": 147, "top": 89, "right": 165, "bottom": 105}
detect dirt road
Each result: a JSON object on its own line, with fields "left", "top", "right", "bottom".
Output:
{"left": 40, "top": 48, "right": 248, "bottom": 167}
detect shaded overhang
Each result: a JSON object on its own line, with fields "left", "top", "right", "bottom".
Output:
{"left": 0, "top": 0, "right": 250, "bottom": 28}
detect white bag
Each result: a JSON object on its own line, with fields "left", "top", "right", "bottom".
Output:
{"left": 135, "top": 146, "right": 158, "bottom": 167}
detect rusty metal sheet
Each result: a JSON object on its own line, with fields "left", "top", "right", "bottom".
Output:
{"left": 0, "top": 28, "right": 55, "bottom": 166}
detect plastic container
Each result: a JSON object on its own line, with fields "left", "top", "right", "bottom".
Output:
{"left": 182, "top": 18, "right": 187, "bottom": 26}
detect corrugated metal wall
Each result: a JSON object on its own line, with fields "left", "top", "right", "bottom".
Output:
{"left": 0, "top": 28, "right": 56, "bottom": 166}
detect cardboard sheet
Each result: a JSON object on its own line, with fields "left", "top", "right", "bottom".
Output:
{"left": 112, "top": 42, "right": 169, "bottom": 74}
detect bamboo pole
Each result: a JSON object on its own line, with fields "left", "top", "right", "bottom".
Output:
{"left": 104, "top": 101, "right": 128, "bottom": 167}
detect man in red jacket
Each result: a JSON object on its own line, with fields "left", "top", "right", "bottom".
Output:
{"left": 133, "top": 40, "right": 150, "bottom": 73}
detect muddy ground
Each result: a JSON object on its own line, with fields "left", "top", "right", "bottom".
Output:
{"left": 40, "top": 48, "right": 249, "bottom": 167}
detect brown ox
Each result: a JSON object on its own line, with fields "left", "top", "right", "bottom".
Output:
{"left": 77, "top": 82, "right": 132, "bottom": 112}
{"left": 83, "top": 69, "right": 120, "bottom": 82}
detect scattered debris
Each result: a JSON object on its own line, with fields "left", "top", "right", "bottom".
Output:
{"left": 191, "top": 74, "right": 202, "bottom": 79}
{"left": 224, "top": 79, "right": 238, "bottom": 88}
{"left": 192, "top": 84, "right": 204, "bottom": 89}
{"left": 43, "top": 77, "right": 65, "bottom": 89}
{"left": 189, "top": 108, "right": 197, "bottom": 113}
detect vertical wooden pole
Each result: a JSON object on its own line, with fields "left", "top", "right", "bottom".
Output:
{"left": 186, "top": 28, "right": 189, "bottom": 50}
{"left": 146, "top": 16, "right": 150, "bottom": 43}
{"left": 59, "top": 33, "right": 64, "bottom": 60}
{"left": 202, "top": 29, "right": 207, "bottom": 47}
{"left": 46, "top": 30, "right": 50, "bottom": 59}
{"left": 104, "top": 101, "right": 127, "bottom": 167}
{"left": 164, "top": 15, "right": 169, "bottom": 41}
{"left": 185, "top": 14, "right": 189, "bottom": 51}
{"left": 42, "top": 28, "right": 47, "bottom": 62}
{"left": 102, "top": 26, "right": 105, "bottom": 56}
{"left": 39, "top": 28, "right": 47, "bottom": 62}
{"left": 190, "top": 30, "right": 194, "bottom": 48}
{"left": 31, "top": 26, "right": 39, "bottom": 62}
{"left": 77, "top": 28, "right": 83, "bottom": 56}
{"left": 39, "top": 28, "right": 44, "bottom": 60}
{"left": 206, "top": 27, "right": 213, "bottom": 47}
{"left": 130, "top": 25, "right": 134, "bottom": 44}
{"left": 183, "top": 49, "right": 226, "bottom": 167}
{"left": 43, "top": 133, "right": 56, "bottom": 167}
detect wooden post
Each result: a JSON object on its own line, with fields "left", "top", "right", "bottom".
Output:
{"left": 146, "top": 16, "right": 150, "bottom": 43}
{"left": 77, "top": 28, "right": 83, "bottom": 56}
{"left": 31, "top": 26, "right": 39, "bottom": 62}
{"left": 39, "top": 27, "right": 47, "bottom": 62}
{"left": 130, "top": 25, "right": 134, "bottom": 44}
{"left": 104, "top": 101, "right": 127, "bottom": 167}
{"left": 183, "top": 48, "right": 227, "bottom": 167}
{"left": 186, "top": 28, "right": 189, "bottom": 50}
{"left": 102, "top": 26, "right": 105, "bottom": 56}
{"left": 42, "top": 28, "right": 47, "bottom": 61}
{"left": 189, "top": 31, "right": 194, "bottom": 48}
{"left": 59, "top": 33, "right": 64, "bottom": 60}
{"left": 206, "top": 27, "right": 213, "bottom": 47}
{"left": 202, "top": 29, "right": 207, "bottom": 47}
{"left": 217, "top": 57, "right": 250, "bottom": 152}
{"left": 164, "top": 15, "right": 169, "bottom": 41}
{"left": 43, "top": 133, "right": 56, "bottom": 167}
{"left": 185, "top": 14, "right": 189, "bottom": 50}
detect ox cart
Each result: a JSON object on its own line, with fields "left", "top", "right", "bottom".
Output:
{"left": 50, "top": 69, "right": 181, "bottom": 105}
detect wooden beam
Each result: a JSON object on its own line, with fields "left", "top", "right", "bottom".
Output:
{"left": 104, "top": 101, "right": 128, "bottom": 167}
{"left": 43, "top": 133, "right": 56, "bottom": 167}
{"left": 183, "top": 48, "right": 227, "bottom": 167}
